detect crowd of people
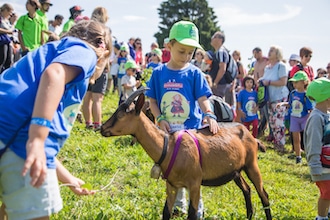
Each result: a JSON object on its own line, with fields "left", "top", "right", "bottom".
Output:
{"left": 1, "top": 1, "right": 330, "bottom": 219}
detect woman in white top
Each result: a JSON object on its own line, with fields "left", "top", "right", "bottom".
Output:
{"left": 259, "top": 45, "right": 289, "bottom": 152}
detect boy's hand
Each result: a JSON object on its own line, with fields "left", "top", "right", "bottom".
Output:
{"left": 205, "top": 117, "right": 219, "bottom": 134}
{"left": 159, "top": 120, "right": 171, "bottom": 134}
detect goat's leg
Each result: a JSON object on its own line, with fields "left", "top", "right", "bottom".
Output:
{"left": 245, "top": 162, "right": 272, "bottom": 220}
{"left": 162, "top": 182, "right": 178, "bottom": 220}
{"left": 187, "top": 184, "right": 200, "bottom": 220}
{"left": 234, "top": 174, "right": 253, "bottom": 220}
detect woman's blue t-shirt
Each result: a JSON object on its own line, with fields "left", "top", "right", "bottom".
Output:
{"left": 0, "top": 36, "right": 97, "bottom": 168}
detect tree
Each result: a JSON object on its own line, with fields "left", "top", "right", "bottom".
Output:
{"left": 154, "top": 0, "right": 221, "bottom": 51}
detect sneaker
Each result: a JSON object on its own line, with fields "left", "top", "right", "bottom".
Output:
{"left": 85, "top": 123, "right": 94, "bottom": 129}
{"left": 94, "top": 124, "right": 101, "bottom": 131}
{"left": 296, "top": 157, "right": 302, "bottom": 164}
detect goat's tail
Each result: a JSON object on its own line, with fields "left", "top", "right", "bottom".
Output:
{"left": 256, "top": 139, "right": 266, "bottom": 153}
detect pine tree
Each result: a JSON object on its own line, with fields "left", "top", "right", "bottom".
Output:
{"left": 154, "top": 0, "right": 221, "bottom": 51}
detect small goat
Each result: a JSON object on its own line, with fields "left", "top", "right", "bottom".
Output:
{"left": 101, "top": 89, "right": 272, "bottom": 220}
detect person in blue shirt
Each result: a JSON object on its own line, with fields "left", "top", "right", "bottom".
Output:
{"left": 278, "top": 71, "right": 313, "bottom": 163}
{"left": 237, "top": 76, "right": 259, "bottom": 137}
{"left": 146, "top": 20, "right": 219, "bottom": 219}
{"left": 0, "top": 20, "right": 111, "bottom": 219}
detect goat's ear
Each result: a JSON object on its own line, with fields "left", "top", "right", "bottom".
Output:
{"left": 135, "top": 94, "right": 145, "bottom": 115}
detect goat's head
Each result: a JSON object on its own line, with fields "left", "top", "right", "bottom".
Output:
{"left": 101, "top": 88, "right": 148, "bottom": 137}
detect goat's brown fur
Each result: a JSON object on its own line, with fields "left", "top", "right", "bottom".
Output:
{"left": 101, "top": 91, "right": 272, "bottom": 220}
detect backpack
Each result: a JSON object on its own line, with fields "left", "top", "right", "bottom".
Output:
{"left": 209, "top": 49, "right": 238, "bottom": 84}
{"left": 209, "top": 95, "right": 234, "bottom": 122}
{"left": 223, "top": 49, "right": 238, "bottom": 83}
{"left": 257, "top": 81, "right": 269, "bottom": 108}
{"left": 322, "top": 118, "right": 330, "bottom": 168}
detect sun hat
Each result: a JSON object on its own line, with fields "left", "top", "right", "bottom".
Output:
{"left": 289, "top": 54, "right": 300, "bottom": 62}
{"left": 288, "top": 71, "right": 308, "bottom": 82}
{"left": 125, "top": 60, "right": 138, "bottom": 70}
{"left": 169, "top": 20, "right": 203, "bottom": 49}
{"left": 306, "top": 77, "right": 330, "bottom": 103}
{"left": 39, "top": 0, "right": 53, "bottom": 6}
{"left": 152, "top": 48, "right": 162, "bottom": 57}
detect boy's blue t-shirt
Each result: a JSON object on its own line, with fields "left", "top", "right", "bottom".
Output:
{"left": 0, "top": 36, "right": 97, "bottom": 168}
{"left": 289, "top": 90, "right": 313, "bottom": 118}
{"left": 146, "top": 64, "right": 212, "bottom": 131}
{"left": 237, "top": 89, "right": 258, "bottom": 122}
{"left": 146, "top": 62, "right": 161, "bottom": 70}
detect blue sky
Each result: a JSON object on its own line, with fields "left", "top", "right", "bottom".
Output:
{"left": 5, "top": 0, "right": 330, "bottom": 71}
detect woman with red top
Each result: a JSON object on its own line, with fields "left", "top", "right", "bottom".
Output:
{"left": 289, "top": 47, "right": 314, "bottom": 81}
{"left": 134, "top": 37, "right": 144, "bottom": 67}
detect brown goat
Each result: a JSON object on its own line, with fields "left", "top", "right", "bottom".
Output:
{"left": 101, "top": 89, "right": 272, "bottom": 220}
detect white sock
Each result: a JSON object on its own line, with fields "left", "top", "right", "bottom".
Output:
{"left": 316, "top": 216, "right": 328, "bottom": 220}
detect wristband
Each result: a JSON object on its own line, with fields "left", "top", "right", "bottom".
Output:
{"left": 30, "top": 117, "right": 51, "bottom": 128}
{"left": 156, "top": 115, "right": 167, "bottom": 123}
{"left": 203, "top": 112, "right": 217, "bottom": 121}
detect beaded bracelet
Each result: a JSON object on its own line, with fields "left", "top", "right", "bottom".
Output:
{"left": 30, "top": 117, "right": 51, "bottom": 128}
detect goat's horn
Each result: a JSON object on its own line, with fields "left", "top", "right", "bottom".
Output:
{"left": 124, "top": 87, "right": 150, "bottom": 106}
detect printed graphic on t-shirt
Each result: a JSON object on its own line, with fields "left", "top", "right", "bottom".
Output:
{"left": 291, "top": 100, "right": 303, "bottom": 117}
{"left": 245, "top": 100, "right": 257, "bottom": 116}
{"left": 161, "top": 91, "right": 190, "bottom": 131}
{"left": 63, "top": 103, "right": 80, "bottom": 132}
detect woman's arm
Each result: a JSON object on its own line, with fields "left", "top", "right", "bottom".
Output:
{"left": 56, "top": 158, "right": 95, "bottom": 195}
{"left": 22, "top": 63, "right": 81, "bottom": 188}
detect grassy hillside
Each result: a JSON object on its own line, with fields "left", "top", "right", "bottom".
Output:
{"left": 52, "top": 92, "right": 318, "bottom": 220}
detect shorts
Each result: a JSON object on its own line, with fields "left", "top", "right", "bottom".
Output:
{"left": 316, "top": 180, "right": 330, "bottom": 199}
{"left": 0, "top": 149, "right": 63, "bottom": 220}
{"left": 87, "top": 73, "right": 108, "bottom": 95}
{"left": 290, "top": 115, "right": 308, "bottom": 132}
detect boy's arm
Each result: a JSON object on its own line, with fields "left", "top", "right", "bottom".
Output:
{"left": 22, "top": 63, "right": 81, "bottom": 188}
{"left": 149, "top": 97, "right": 171, "bottom": 133}
{"left": 305, "top": 115, "right": 324, "bottom": 176}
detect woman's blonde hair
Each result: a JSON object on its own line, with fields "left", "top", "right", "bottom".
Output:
{"left": 270, "top": 45, "right": 283, "bottom": 62}
{"left": 65, "top": 20, "right": 112, "bottom": 83}
{"left": 91, "top": 7, "right": 109, "bottom": 24}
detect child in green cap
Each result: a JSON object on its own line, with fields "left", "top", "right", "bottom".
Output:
{"left": 145, "top": 20, "right": 219, "bottom": 219}
{"left": 278, "top": 71, "right": 313, "bottom": 163}
{"left": 305, "top": 78, "right": 330, "bottom": 219}
{"left": 120, "top": 60, "right": 139, "bottom": 104}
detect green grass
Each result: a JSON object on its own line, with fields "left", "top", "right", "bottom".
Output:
{"left": 52, "top": 92, "right": 319, "bottom": 220}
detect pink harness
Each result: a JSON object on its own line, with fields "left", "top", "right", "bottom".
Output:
{"left": 163, "top": 130, "right": 202, "bottom": 179}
